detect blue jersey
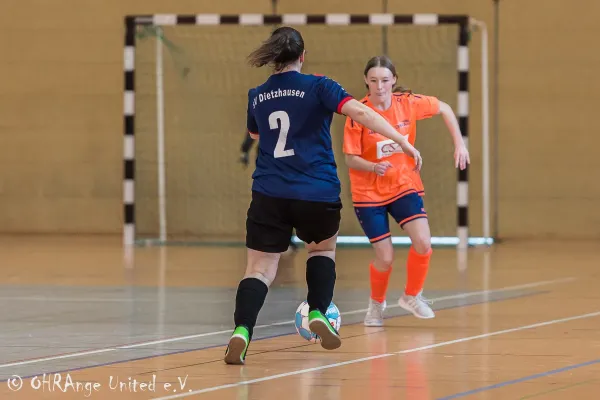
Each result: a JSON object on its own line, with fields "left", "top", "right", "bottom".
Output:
{"left": 246, "top": 71, "right": 353, "bottom": 203}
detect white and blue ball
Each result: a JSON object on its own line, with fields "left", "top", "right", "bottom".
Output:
{"left": 294, "top": 300, "right": 341, "bottom": 343}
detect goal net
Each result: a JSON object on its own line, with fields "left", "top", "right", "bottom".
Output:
{"left": 124, "top": 14, "right": 488, "bottom": 247}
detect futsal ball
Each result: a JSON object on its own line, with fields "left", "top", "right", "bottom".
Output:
{"left": 294, "top": 301, "right": 341, "bottom": 343}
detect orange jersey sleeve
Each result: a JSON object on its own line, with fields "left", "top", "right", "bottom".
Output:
{"left": 343, "top": 117, "right": 364, "bottom": 156}
{"left": 412, "top": 94, "right": 440, "bottom": 120}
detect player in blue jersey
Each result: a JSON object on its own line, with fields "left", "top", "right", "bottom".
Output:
{"left": 224, "top": 27, "right": 423, "bottom": 365}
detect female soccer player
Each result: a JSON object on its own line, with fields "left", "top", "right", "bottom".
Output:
{"left": 343, "top": 55, "right": 470, "bottom": 326}
{"left": 225, "top": 28, "right": 424, "bottom": 365}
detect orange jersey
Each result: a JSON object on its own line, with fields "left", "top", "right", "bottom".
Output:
{"left": 343, "top": 93, "right": 440, "bottom": 206}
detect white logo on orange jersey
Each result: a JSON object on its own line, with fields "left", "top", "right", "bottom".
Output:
{"left": 376, "top": 139, "right": 405, "bottom": 159}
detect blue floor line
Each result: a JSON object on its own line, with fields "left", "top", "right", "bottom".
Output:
{"left": 437, "top": 358, "right": 600, "bottom": 399}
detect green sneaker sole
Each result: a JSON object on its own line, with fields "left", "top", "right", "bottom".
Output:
{"left": 308, "top": 312, "right": 341, "bottom": 350}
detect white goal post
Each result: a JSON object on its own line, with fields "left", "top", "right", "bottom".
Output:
{"left": 123, "top": 13, "right": 492, "bottom": 249}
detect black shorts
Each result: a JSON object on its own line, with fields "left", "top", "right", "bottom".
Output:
{"left": 246, "top": 191, "right": 342, "bottom": 253}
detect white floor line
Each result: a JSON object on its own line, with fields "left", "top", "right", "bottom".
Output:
{"left": 0, "top": 296, "right": 157, "bottom": 303}
{"left": 152, "top": 311, "right": 600, "bottom": 400}
{"left": 0, "top": 277, "right": 576, "bottom": 370}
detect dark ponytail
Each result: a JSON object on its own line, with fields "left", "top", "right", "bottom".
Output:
{"left": 247, "top": 27, "right": 305, "bottom": 71}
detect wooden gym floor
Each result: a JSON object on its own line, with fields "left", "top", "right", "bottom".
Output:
{"left": 1, "top": 236, "right": 599, "bottom": 399}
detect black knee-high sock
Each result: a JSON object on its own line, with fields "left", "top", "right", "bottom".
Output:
{"left": 306, "top": 256, "right": 336, "bottom": 314}
{"left": 234, "top": 277, "right": 269, "bottom": 338}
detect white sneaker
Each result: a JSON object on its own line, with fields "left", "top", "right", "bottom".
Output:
{"left": 364, "top": 298, "right": 386, "bottom": 327}
{"left": 398, "top": 291, "right": 435, "bottom": 319}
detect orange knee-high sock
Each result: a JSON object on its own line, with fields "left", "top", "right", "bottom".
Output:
{"left": 405, "top": 246, "right": 432, "bottom": 296}
{"left": 370, "top": 263, "right": 392, "bottom": 303}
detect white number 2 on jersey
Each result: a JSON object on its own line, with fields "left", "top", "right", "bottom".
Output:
{"left": 269, "top": 111, "right": 295, "bottom": 158}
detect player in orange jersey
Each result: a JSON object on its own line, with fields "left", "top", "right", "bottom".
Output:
{"left": 343, "top": 56, "right": 470, "bottom": 325}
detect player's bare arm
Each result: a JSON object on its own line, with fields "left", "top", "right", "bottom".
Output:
{"left": 438, "top": 101, "right": 470, "bottom": 170}
{"left": 344, "top": 154, "right": 392, "bottom": 176}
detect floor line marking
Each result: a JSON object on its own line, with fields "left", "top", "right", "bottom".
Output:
{"left": 0, "top": 277, "right": 576, "bottom": 369}
{"left": 151, "top": 310, "right": 600, "bottom": 400}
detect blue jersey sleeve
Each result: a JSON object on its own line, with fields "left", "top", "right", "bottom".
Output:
{"left": 315, "top": 76, "right": 353, "bottom": 115}
{"left": 246, "top": 89, "right": 259, "bottom": 134}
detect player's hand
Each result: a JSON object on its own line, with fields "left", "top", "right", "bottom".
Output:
{"left": 373, "top": 161, "right": 393, "bottom": 176}
{"left": 239, "top": 152, "right": 249, "bottom": 168}
{"left": 401, "top": 142, "right": 423, "bottom": 172}
{"left": 454, "top": 144, "right": 470, "bottom": 170}
{"left": 395, "top": 138, "right": 422, "bottom": 172}
{"left": 412, "top": 150, "right": 423, "bottom": 172}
